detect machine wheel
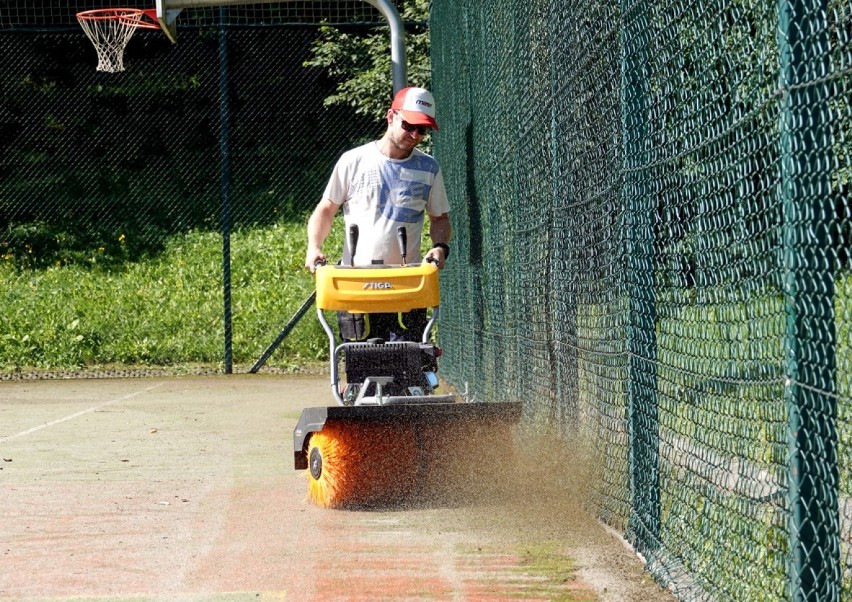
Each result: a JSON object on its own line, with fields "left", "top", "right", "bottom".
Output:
{"left": 306, "top": 420, "right": 419, "bottom": 508}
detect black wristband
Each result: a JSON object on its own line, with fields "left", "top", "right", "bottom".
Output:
{"left": 432, "top": 242, "right": 450, "bottom": 259}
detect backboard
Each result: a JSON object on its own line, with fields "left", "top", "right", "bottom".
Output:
{"left": 155, "top": 0, "right": 181, "bottom": 44}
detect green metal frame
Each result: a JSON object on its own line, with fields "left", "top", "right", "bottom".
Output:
{"left": 779, "top": 0, "right": 839, "bottom": 599}
{"left": 621, "top": 0, "right": 661, "bottom": 558}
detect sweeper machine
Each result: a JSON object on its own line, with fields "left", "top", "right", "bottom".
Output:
{"left": 293, "top": 226, "right": 522, "bottom": 508}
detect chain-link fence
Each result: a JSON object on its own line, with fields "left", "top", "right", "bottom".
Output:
{"left": 0, "top": 2, "right": 425, "bottom": 376}
{"left": 4, "top": 0, "right": 852, "bottom": 599}
{"left": 430, "top": 0, "right": 851, "bottom": 600}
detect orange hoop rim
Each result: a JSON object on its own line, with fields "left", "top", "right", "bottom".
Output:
{"left": 76, "top": 8, "right": 160, "bottom": 30}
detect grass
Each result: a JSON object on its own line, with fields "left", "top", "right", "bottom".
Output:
{"left": 0, "top": 220, "right": 345, "bottom": 373}
{"left": 457, "top": 542, "right": 595, "bottom": 601}
{"left": 514, "top": 543, "right": 592, "bottom": 601}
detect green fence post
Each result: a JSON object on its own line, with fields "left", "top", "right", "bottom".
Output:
{"left": 620, "top": 0, "right": 660, "bottom": 555}
{"left": 779, "top": 0, "right": 839, "bottom": 599}
{"left": 219, "top": 7, "right": 233, "bottom": 374}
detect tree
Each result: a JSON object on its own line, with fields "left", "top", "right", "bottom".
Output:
{"left": 303, "top": 0, "right": 431, "bottom": 122}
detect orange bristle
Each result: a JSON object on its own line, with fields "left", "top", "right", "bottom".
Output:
{"left": 306, "top": 420, "right": 418, "bottom": 508}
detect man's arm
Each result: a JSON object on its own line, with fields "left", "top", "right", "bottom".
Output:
{"left": 305, "top": 199, "right": 340, "bottom": 272}
{"left": 424, "top": 212, "right": 452, "bottom": 269}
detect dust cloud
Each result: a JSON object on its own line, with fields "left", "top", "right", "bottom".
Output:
{"left": 401, "top": 425, "right": 675, "bottom": 601}
{"left": 419, "top": 424, "right": 604, "bottom": 540}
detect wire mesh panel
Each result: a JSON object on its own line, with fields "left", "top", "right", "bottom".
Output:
{"left": 0, "top": 2, "right": 410, "bottom": 375}
{"left": 431, "top": 0, "right": 852, "bottom": 599}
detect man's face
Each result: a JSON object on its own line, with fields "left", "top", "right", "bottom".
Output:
{"left": 387, "top": 110, "right": 431, "bottom": 154}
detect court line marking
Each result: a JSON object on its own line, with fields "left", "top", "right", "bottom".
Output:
{"left": 0, "top": 381, "right": 165, "bottom": 443}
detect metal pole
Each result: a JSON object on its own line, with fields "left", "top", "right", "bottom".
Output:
{"left": 219, "top": 6, "right": 233, "bottom": 374}
{"left": 159, "top": 0, "right": 407, "bottom": 373}
{"left": 779, "top": 0, "right": 838, "bottom": 599}
{"left": 364, "top": 0, "right": 407, "bottom": 94}
{"left": 249, "top": 292, "right": 316, "bottom": 373}
{"left": 620, "top": 0, "right": 660, "bottom": 557}
{"left": 160, "top": 0, "right": 407, "bottom": 93}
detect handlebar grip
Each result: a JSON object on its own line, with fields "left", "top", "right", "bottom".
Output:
{"left": 348, "top": 225, "right": 359, "bottom": 267}
{"left": 397, "top": 226, "right": 408, "bottom": 264}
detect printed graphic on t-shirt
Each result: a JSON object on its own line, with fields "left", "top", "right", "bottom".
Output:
{"left": 376, "top": 155, "right": 437, "bottom": 223}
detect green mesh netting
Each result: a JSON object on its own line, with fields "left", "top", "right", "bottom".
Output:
{"left": 431, "top": 0, "right": 851, "bottom": 600}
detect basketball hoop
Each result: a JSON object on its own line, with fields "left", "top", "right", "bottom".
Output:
{"left": 76, "top": 8, "right": 160, "bottom": 73}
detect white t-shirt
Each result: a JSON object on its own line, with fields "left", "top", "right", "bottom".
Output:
{"left": 322, "top": 141, "right": 449, "bottom": 265}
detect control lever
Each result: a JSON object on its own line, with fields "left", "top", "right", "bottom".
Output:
{"left": 348, "top": 224, "right": 359, "bottom": 267}
{"left": 397, "top": 226, "right": 408, "bottom": 265}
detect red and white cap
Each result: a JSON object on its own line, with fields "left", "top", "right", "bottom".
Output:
{"left": 390, "top": 87, "right": 439, "bottom": 131}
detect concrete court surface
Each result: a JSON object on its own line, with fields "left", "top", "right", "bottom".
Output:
{"left": 0, "top": 375, "right": 674, "bottom": 601}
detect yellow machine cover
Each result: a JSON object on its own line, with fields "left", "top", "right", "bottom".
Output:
{"left": 314, "top": 263, "right": 440, "bottom": 313}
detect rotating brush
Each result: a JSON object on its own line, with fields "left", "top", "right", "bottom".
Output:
{"left": 306, "top": 420, "right": 418, "bottom": 508}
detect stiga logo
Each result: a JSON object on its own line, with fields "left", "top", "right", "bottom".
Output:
{"left": 363, "top": 282, "right": 393, "bottom": 290}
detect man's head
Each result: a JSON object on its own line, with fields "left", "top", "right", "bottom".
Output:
{"left": 389, "top": 87, "right": 439, "bottom": 131}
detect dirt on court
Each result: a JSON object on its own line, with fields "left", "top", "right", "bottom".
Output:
{"left": 0, "top": 375, "right": 674, "bottom": 601}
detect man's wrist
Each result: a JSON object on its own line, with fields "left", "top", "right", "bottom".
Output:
{"left": 432, "top": 242, "right": 450, "bottom": 259}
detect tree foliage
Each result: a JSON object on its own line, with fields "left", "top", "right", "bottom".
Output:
{"left": 303, "top": 0, "right": 431, "bottom": 121}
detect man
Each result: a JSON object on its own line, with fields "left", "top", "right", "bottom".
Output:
{"left": 304, "top": 86, "right": 451, "bottom": 342}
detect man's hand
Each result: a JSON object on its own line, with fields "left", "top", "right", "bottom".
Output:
{"left": 424, "top": 245, "right": 447, "bottom": 269}
{"left": 305, "top": 248, "right": 325, "bottom": 273}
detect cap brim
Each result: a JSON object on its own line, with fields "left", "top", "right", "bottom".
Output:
{"left": 398, "top": 110, "right": 439, "bottom": 131}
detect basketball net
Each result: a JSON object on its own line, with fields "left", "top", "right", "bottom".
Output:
{"left": 77, "top": 9, "right": 160, "bottom": 73}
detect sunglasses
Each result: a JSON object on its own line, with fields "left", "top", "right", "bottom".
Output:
{"left": 396, "top": 112, "right": 431, "bottom": 135}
